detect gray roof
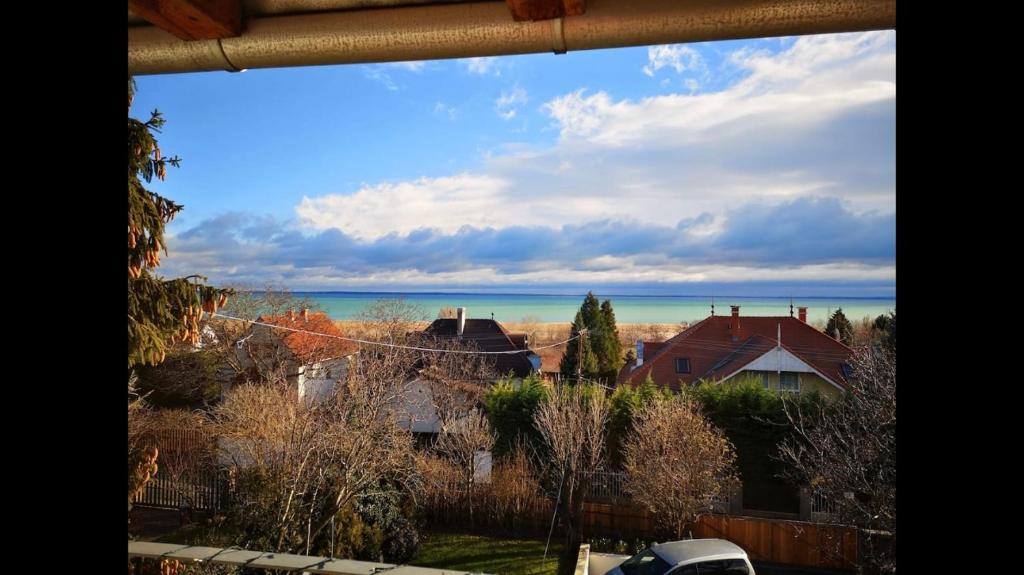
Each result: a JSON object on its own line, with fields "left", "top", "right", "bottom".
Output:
{"left": 651, "top": 539, "right": 748, "bottom": 566}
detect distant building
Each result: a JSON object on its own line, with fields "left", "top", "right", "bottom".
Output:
{"left": 421, "top": 307, "right": 539, "bottom": 380}
{"left": 236, "top": 309, "right": 358, "bottom": 405}
{"left": 393, "top": 307, "right": 538, "bottom": 437}
{"left": 618, "top": 305, "right": 853, "bottom": 398}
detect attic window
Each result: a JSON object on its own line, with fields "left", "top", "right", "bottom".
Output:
{"left": 675, "top": 358, "right": 691, "bottom": 374}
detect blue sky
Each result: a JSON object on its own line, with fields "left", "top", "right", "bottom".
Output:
{"left": 133, "top": 31, "right": 895, "bottom": 295}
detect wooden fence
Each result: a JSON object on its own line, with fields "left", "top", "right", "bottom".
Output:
{"left": 579, "top": 501, "right": 858, "bottom": 571}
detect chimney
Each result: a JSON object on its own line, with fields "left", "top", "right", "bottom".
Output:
{"left": 300, "top": 307, "right": 309, "bottom": 321}
{"left": 798, "top": 307, "right": 807, "bottom": 323}
{"left": 730, "top": 306, "right": 741, "bottom": 340}
{"left": 286, "top": 309, "right": 295, "bottom": 321}
{"left": 457, "top": 307, "right": 466, "bottom": 336}
{"left": 636, "top": 340, "right": 644, "bottom": 367}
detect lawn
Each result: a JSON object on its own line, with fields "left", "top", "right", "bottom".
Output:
{"left": 411, "top": 532, "right": 563, "bottom": 575}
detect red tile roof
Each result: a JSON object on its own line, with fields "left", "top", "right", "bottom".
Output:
{"left": 535, "top": 346, "right": 566, "bottom": 374}
{"left": 618, "top": 315, "right": 853, "bottom": 392}
{"left": 256, "top": 311, "right": 357, "bottom": 364}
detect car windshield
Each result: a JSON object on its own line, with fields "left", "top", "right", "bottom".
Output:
{"left": 619, "top": 549, "right": 673, "bottom": 575}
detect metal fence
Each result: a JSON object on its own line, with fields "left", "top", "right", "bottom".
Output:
{"left": 588, "top": 470, "right": 630, "bottom": 501}
{"left": 811, "top": 490, "right": 838, "bottom": 517}
{"left": 133, "top": 464, "right": 231, "bottom": 512}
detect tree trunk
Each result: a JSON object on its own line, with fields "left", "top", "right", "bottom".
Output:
{"left": 559, "top": 517, "right": 582, "bottom": 575}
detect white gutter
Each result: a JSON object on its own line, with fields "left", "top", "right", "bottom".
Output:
{"left": 129, "top": 0, "right": 896, "bottom": 75}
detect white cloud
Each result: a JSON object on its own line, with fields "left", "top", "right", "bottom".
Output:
{"left": 297, "top": 175, "right": 515, "bottom": 239}
{"left": 643, "top": 44, "right": 705, "bottom": 77}
{"left": 434, "top": 102, "right": 457, "bottom": 120}
{"left": 545, "top": 32, "right": 894, "bottom": 150}
{"left": 463, "top": 57, "right": 500, "bottom": 76}
{"left": 364, "top": 67, "right": 398, "bottom": 90}
{"left": 276, "top": 32, "right": 894, "bottom": 285}
{"left": 388, "top": 61, "right": 426, "bottom": 72}
{"left": 495, "top": 85, "right": 528, "bottom": 120}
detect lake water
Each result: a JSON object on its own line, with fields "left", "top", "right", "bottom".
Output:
{"left": 294, "top": 292, "right": 895, "bottom": 325}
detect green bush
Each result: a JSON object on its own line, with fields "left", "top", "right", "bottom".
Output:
{"left": 483, "top": 374, "right": 549, "bottom": 458}
{"left": 685, "top": 376, "right": 825, "bottom": 512}
{"left": 605, "top": 375, "right": 672, "bottom": 468}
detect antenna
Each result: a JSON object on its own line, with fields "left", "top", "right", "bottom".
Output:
{"left": 789, "top": 297, "right": 794, "bottom": 317}
{"left": 711, "top": 295, "right": 715, "bottom": 317}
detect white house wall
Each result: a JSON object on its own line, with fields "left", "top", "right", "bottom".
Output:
{"left": 298, "top": 358, "right": 349, "bottom": 406}
{"left": 393, "top": 378, "right": 441, "bottom": 433}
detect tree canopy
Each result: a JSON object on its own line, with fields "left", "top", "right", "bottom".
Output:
{"left": 127, "top": 77, "right": 232, "bottom": 369}
{"left": 559, "top": 292, "right": 623, "bottom": 382}
{"left": 825, "top": 308, "right": 854, "bottom": 346}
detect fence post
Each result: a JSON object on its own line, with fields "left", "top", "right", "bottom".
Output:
{"left": 798, "top": 486, "right": 812, "bottom": 521}
{"left": 729, "top": 484, "right": 743, "bottom": 515}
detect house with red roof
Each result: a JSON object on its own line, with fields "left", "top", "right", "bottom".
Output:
{"left": 618, "top": 305, "right": 853, "bottom": 398}
{"left": 237, "top": 308, "right": 359, "bottom": 405}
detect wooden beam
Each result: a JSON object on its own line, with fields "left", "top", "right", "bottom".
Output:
{"left": 128, "top": 0, "right": 241, "bottom": 40}
{"left": 505, "top": 0, "right": 586, "bottom": 22}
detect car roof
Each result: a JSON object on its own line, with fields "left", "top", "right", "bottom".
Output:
{"left": 650, "top": 539, "right": 748, "bottom": 566}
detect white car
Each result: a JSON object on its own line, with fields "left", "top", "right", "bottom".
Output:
{"left": 597, "top": 539, "right": 755, "bottom": 575}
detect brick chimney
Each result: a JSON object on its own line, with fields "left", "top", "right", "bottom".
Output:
{"left": 730, "top": 306, "right": 741, "bottom": 340}
{"left": 286, "top": 309, "right": 295, "bottom": 321}
{"left": 457, "top": 307, "right": 467, "bottom": 336}
{"left": 300, "top": 308, "right": 309, "bottom": 321}
{"left": 798, "top": 307, "right": 807, "bottom": 323}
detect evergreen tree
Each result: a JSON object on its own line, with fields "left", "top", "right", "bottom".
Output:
{"left": 560, "top": 310, "right": 599, "bottom": 380}
{"left": 559, "top": 292, "right": 623, "bottom": 382}
{"left": 873, "top": 309, "right": 896, "bottom": 352}
{"left": 825, "top": 308, "right": 854, "bottom": 346}
{"left": 128, "top": 77, "right": 232, "bottom": 370}
{"left": 599, "top": 299, "right": 623, "bottom": 377}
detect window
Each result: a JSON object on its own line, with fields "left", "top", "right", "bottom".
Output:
{"left": 675, "top": 358, "right": 691, "bottom": 373}
{"left": 692, "top": 559, "right": 750, "bottom": 574}
{"left": 619, "top": 549, "right": 672, "bottom": 575}
{"left": 840, "top": 362, "right": 854, "bottom": 379}
{"left": 779, "top": 372, "right": 800, "bottom": 392}
{"left": 760, "top": 371, "right": 770, "bottom": 389}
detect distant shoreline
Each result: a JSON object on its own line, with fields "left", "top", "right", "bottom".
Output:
{"left": 292, "top": 290, "right": 894, "bottom": 300}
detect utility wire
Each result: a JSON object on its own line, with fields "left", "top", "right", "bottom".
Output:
{"left": 210, "top": 312, "right": 580, "bottom": 355}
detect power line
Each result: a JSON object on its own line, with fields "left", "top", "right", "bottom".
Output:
{"left": 210, "top": 312, "right": 580, "bottom": 355}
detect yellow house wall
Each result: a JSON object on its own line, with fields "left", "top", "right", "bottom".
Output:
{"left": 729, "top": 370, "right": 843, "bottom": 400}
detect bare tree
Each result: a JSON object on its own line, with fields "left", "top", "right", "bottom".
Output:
{"left": 204, "top": 283, "right": 323, "bottom": 382}
{"left": 622, "top": 396, "right": 739, "bottom": 539}
{"left": 213, "top": 345, "right": 418, "bottom": 555}
{"left": 355, "top": 298, "right": 429, "bottom": 344}
{"left": 432, "top": 409, "right": 495, "bottom": 527}
{"left": 779, "top": 345, "right": 896, "bottom": 574}
{"left": 415, "top": 335, "right": 496, "bottom": 423}
{"left": 534, "top": 384, "right": 608, "bottom": 575}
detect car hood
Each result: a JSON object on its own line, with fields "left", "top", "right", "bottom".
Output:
{"left": 589, "top": 553, "right": 631, "bottom": 575}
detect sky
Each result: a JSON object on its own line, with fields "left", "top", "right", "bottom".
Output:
{"left": 132, "top": 31, "right": 896, "bottom": 296}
